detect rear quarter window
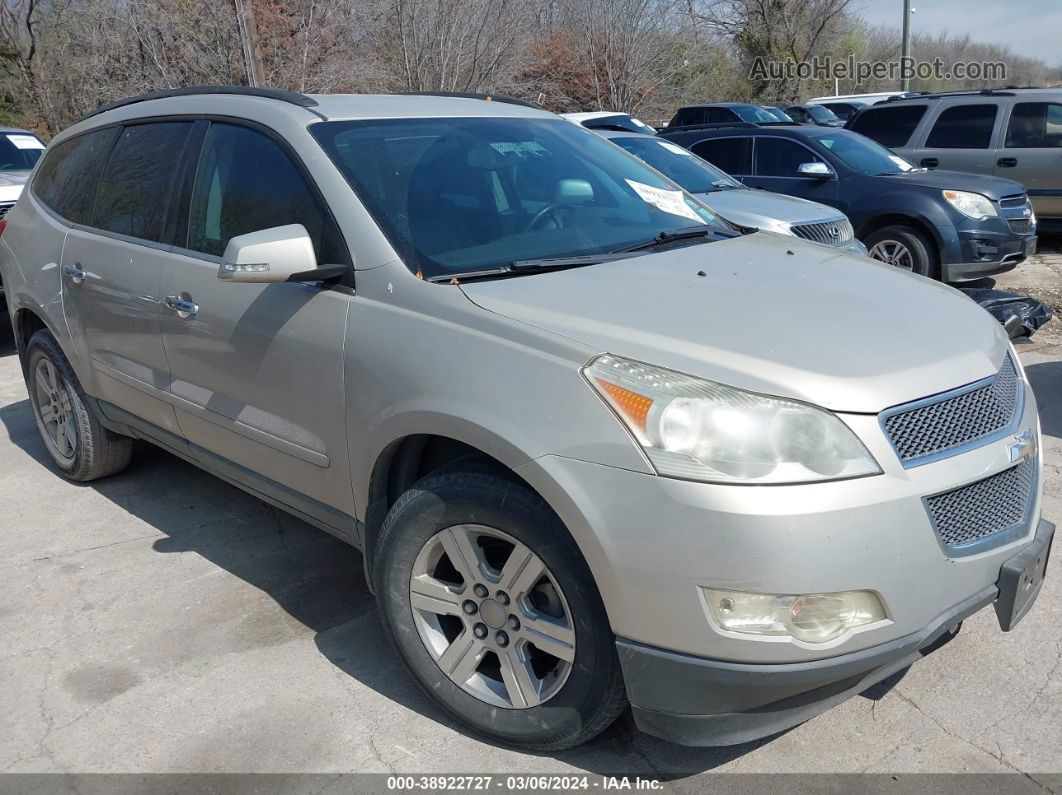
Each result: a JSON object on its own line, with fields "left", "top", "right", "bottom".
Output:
{"left": 848, "top": 104, "right": 927, "bottom": 148}
{"left": 32, "top": 128, "right": 118, "bottom": 224}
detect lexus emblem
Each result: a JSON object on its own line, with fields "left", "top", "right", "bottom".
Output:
{"left": 827, "top": 225, "right": 841, "bottom": 239}
{"left": 1009, "top": 429, "right": 1037, "bottom": 462}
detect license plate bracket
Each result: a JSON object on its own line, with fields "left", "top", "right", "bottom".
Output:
{"left": 994, "top": 519, "right": 1054, "bottom": 631}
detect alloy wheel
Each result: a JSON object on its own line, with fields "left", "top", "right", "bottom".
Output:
{"left": 867, "top": 239, "right": 914, "bottom": 271}
{"left": 32, "top": 357, "right": 78, "bottom": 466}
{"left": 409, "top": 524, "right": 576, "bottom": 709}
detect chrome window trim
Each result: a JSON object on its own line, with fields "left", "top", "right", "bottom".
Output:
{"left": 878, "top": 353, "right": 1024, "bottom": 469}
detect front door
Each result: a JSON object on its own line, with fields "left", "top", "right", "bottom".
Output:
{"left": 60, "top": 121, "right": 194, "bottom": 433}
{"left": 158, "top": 121, "right": 354, "bottom": 523}
{"left": 995, "top": 100, "right": 1062, "bottom": 219}
{"left": 744, "top": 137, "right": 840, "bottom": 207}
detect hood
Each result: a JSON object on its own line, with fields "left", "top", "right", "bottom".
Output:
{"left": 460, "top": 233, "right": 1007, "bottom": 413}
{"left": 0, "top": 170, "right": 28, "bottom": 203}
{"left": 877, "top": 168, "right": 1025, "bottom": 199}
{"left": 696, "top": 188, "right": 843, "bottom": 229}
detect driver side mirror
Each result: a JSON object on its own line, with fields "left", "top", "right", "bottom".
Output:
{"left": 218, "top": 224, "right": 320, "bottom": 284}
{"left": 797, "top": 162, "right": 835, "bottom": 180}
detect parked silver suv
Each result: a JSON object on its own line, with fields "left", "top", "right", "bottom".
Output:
{"left": 849, "top": 88, "right": 1062, "bottom": 226}
{"left": 1, "top": 87, "right": 1053, "bottom": 751}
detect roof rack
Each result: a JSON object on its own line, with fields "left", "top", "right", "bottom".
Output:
{"left": 400, "top": 91, "right": 545, "bottom": 109}
{"left": 884, "top": 88, "right": 1018, "bottom": 102}
{"left": 661, "top": 120, "right": 802, "bottom": 134}
{"left": 83, "top": 85, "right": 319, "bottom": 120}
{"left": 661, "top": 121, "right": 760, "bottom": 133}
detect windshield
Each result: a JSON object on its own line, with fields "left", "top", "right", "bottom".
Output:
{"left": 734, "top": 105, "right": 790, "bottom": 123}
{"left": 806, "top": 105, "right": 839, "bottom": 123}
{"left": 312, "top": 118, "right": 728, "bottom": 279}
{"left": 612, "top": 136, "right": 742, "bottom": 194}
{"left": 815, "top": 132, "right": 916, "bottom": 175}
{"left": 0, "top": 132, "right": 45, "bottom": 171}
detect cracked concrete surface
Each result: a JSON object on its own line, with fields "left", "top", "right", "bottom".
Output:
{"left": 1, "top": 249, "right": 1061, "bottom": 780}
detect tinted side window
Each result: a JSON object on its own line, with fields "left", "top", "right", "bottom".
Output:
{"left": 93, "top": 122, "right": 191, "bottom": 242}
{"left": 849, "top": 104, "right": 927, "bottom": 147}
{"left": 787, "top": 107, "right": 808, "bottom": 122}
{"left": 925, "top": 104, "right": 997, "bottom": 149}
{"left": 32, "top": 128, "right": 117, "bottom": 224}
{"left": 1005, "top": 102, "right": 1062, "bottom": 148}
{"left": 187, "top": 122, "right": 345, "bottom": 262}
{"left": 674, "top": 108, "right": 706, "bottom": 127}
{"left": 706, "top": 108, "right": 737, "bottom": 124}
{"left": 754, "top": 138, "right": 823, "bottom": 177}
{"left": 691, "top": 138, "right": 751, "bottom": 175}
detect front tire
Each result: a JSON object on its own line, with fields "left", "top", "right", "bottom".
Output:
{"left": 865, "top": 225, "right": 937, "bottom": 278}
{"left": 374, "top": 460, "right": 627, "bottom": 750}
{"left": 25, "top": 330, "right": 133, "bottom": 481}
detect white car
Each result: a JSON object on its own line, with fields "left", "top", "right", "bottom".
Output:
{"left": 561, "top": 111, "right": 657, "bottom": 134}
{"left": 0, "top": 127, "right": 47, "bottom": 305}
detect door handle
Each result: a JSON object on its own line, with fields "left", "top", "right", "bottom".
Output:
{"left": 920, "top": 158, "right": 939, "bottom": 168}
{"left": 62, "top": 264, "right": 86, "bottom": 284}
{"left": 164, "top": 295, "right": 199, "bottom": 318}
{"left": 997, "top": 157, "right": 1018, "bottom": 167}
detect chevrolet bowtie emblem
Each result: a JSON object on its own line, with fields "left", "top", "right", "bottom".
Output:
{"left": 1009, "top": 429, "right": 1037, "bottom": 462}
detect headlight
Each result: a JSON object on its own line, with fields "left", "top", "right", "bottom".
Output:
{"left": 943, "top": 189, "right": 997, "bottom": 220}
{"left": 583, "top": 354, "right": 880, "bottom": 484}
{"left": 704, "top": 588, "right": 887, "bottom": 643}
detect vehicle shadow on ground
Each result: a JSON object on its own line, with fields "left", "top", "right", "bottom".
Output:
{"left": 1025, "top": 360, "right": 1062, "bottom": 440}
{"left": 0, "top": 374, "right": 777, "bottom": 777}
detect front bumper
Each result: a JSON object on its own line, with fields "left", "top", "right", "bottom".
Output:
{"left": 618, "top": 519, "right": 1052, "bottom": 746}
{"left": 942, "top": 223, "right": 1035, "bottom": 282}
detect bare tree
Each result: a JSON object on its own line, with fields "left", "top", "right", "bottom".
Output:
{"left": 692, "top": 0, "right": 855, "bottom": 100}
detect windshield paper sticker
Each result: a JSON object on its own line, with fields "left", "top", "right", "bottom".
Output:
{"left": 7, "top": 134, "right": 44, "bottom": 150}
{"left": 658, "top": 140, "right": 694, "bottom": 156}
{"left": 625, "top": 179, "right": 704, "bottom": 222}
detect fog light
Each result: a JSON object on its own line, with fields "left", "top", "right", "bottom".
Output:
{"left": 704, "top": 588, "right": 886, "bottom": 643}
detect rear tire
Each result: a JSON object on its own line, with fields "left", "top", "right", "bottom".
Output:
{"left": 374, "top": 460, "right": 627, "bottom": 751}
{"left": 25, "top": 330, "right": 133, "bottom": 481}
{"left": 864, "top": 225, "right": 937, "bottom": 278}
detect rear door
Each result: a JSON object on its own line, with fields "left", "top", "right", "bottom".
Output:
{"left": 913, "top": 101, "right": 1003, "bottom": 174}
{"left": 995, "top": 100, "right": 1062, "bottom": 219}
{"left": 158, "top": 120, "right": 354, "bottom": 521}
{"left": 60, "top": 121, "right": 194, "bottom": 433}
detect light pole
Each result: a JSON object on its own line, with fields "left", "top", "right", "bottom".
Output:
{"left": 900, "top": 0, "right": 913, "bottom": 91}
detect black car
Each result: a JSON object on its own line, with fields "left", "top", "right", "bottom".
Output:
{"left": 658, "top": 123, "right": 1036, "bottom": 280}
{"left": 667, "top": 103, "right": 793, "bottom": 128}
{"left": 781, "top": 104, "right": 846, "bottom": 128}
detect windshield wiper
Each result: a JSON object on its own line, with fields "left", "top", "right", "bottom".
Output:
{"left": 425, "top": 253, "right": 636, "bottom": 283}
{"left": 614, "top": 224, "right": 718, "bottom": 253}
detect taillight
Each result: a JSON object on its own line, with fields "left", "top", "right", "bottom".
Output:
{"left": 0, "top": 219, "right": 7, "bottom": 236}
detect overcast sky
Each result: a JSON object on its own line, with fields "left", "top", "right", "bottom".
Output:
{"left": 853, "top": 0, "right": 1062, "bottom": 66}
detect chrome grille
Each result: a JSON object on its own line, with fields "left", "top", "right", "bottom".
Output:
{"left": 1007, "top": 218, "right": 1034, "bottom": 235}
{"left": 925, "top": 458, "right": 1035, "bottom": 553}
{"left": 791, "top": 217, "right": 854, "bottom": 246}
{"left": 999, "top": 194, "right": 1028, "bottom": 209}
{"left": 0, "top": 202, "right": 14, "bottom": 220}
{"left": 882, "top": 355, "right": 1020, "bottom": 465}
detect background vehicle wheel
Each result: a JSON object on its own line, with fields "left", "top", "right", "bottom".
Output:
{"left": 864, "top": 225, "right": 937, "bottom": 278}
{"left": 25, "top": 330, "right": 133, "bottom": 481}
{"left": 374, "top": 459, "right": 627, "bottom": 751}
